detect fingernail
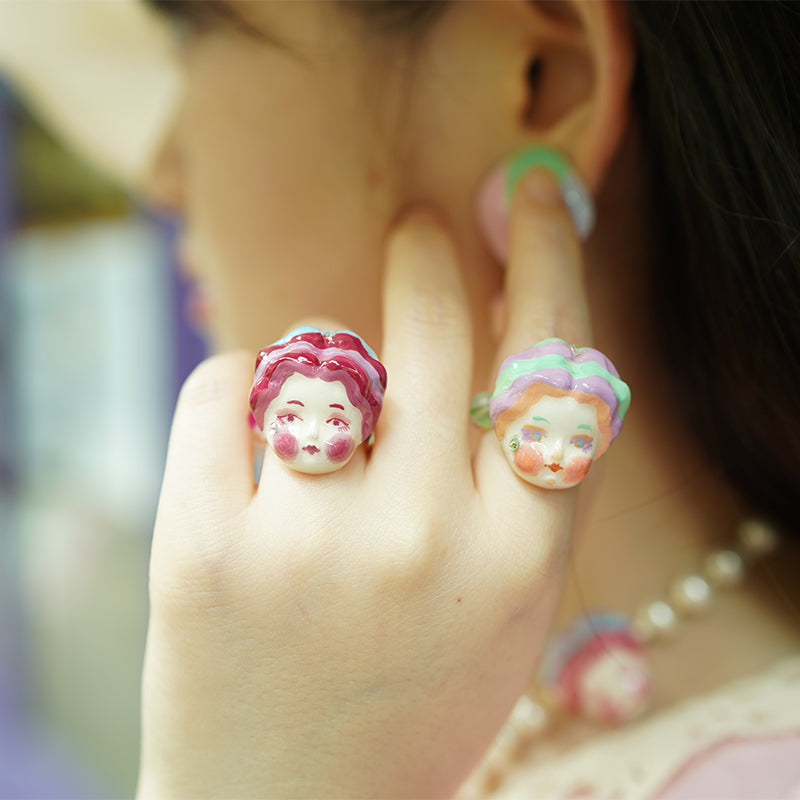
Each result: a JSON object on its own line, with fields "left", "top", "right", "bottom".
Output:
{"left": 521, "top": 168, "right": 563, "bottom": 206}
{"left": 506, "top": 147, "right": 595, "bottom": 238}
{"left": 475, "top": 146, "right": 596, "bottom": 265}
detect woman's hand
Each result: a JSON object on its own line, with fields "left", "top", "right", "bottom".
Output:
{"left": 138, "top": 171, "right": 590, "bottom": 800}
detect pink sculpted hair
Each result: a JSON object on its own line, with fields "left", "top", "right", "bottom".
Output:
{"left": 249, "top": 328, "right": 387, "bottom": 442}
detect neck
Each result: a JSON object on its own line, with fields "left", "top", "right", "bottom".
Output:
{"left": 556, "top": 123, "right": 800, "bottom": 706}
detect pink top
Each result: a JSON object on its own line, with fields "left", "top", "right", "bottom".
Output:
{"left": 656, "top": 734, "right": 800, "bottom": 799}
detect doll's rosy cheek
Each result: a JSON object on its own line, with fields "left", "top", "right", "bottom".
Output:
{"left": 273, "top": 432, "right": 299, "bottom": 460}
{"left": 565, "top": 455, "right": 592, "bottom": 484}
{"left": 514, "top": 443, "right": 544, "bottom": 474}
{"left": 325, "top": 434, "right": 355, "bottom": 464}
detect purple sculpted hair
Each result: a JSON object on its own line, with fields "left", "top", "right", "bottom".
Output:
{"left": 489, "top": 339, "right": 631, "bottom": 457}
{"left": 249, "top": 328, "right": 387, "bottom": 442}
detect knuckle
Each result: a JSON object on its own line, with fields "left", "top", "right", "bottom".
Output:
{"left": 490, "top": 521, "right": 571, "bottom": 606}
{"left": 388, "top": 215, "right": 467, "bottom": 342}
{"left": 521, "top": 204, "right": 576, "bottom": 247}
{"left": 404, "top": 290, "right": 466, "bottom": 339}
{"left": 512, "top": 210, "right": 582, "bottom": 275}
{"left": 368, "top": 514, "right": 445, "bottom": 590}
{"left": 524, "top": 533, "right": 570, "bottom": 599}
{"left": 149, "top": 523, "right": 248, "bottom": 622}
{"left": 390, "top": 212, "right": 451, "bottom": 259}
{"left": 177, "top": 351, "right": 251, "bottom": 410}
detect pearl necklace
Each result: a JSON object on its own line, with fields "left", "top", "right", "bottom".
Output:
{"left": 457, "top": 518, "right": 779, "bottom": 799}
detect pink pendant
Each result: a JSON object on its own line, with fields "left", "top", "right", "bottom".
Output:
{"left": 539, "top": 613, "right": 653, "bottom": 725}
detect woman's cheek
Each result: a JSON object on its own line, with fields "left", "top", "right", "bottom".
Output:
{"left": 325, "top": 434, "right": 355, "bottom": 464}
{"left": 273, "top": 431, "right": 299, "bottom": 460}
{"left": 514, "top": 443, "right": 544, "bottom": 475}
{"left": 565, "top": 454, "right": 593, "bottom": 484}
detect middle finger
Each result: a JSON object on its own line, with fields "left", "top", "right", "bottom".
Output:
{"left": 371, "top": 211, "right": 474, "bottom": 480}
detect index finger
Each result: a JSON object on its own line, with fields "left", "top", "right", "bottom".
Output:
{"left": 499, "top": 169, "right": 592, "bottom": 362}
{"left": 158, "top": 352, "right": 256, "bottom": 533}
{"left": 476, "top": 169, "right": 592, "bottom": 510}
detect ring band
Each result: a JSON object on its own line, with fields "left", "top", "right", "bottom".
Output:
{"left": 249, "top": 327, "right": 387, "bottom": 475}
{"left": 480, "top": 338, "right": 630, "bottom": 489}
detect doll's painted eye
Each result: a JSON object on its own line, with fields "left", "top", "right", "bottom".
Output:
{"left": 327, "top": 417, "right": 350, "bottom": 430}
{"left": 521, "top": 425, "right": 546, "bottom": 443}
{"left": 570, "top": 435, "right": 594, "bottom": 452}
{"left": 278, "top": 413, "right": 301, "bottom": 425}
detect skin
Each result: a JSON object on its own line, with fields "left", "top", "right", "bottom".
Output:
{"left": 140, "top": 1, "right": 800, "bottom": 797}
{"left": 151, "top": 0, "right": 504, "bottom": 373}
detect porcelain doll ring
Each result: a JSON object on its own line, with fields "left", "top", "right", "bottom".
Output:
{"left": 472, "top": 338, "right": 631, "bottom": 489}
{"left": 249, "top": 327, "right": 387, "bottom": 475}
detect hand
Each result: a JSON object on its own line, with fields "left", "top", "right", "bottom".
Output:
{"left": 138, "top": 171, "right": 591, "bottom": 799}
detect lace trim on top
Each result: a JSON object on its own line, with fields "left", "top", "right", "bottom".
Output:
{"left": 490, "top": 655, "right": 800, "bottom": 799}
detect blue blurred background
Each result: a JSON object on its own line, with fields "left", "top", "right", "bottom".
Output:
{"left": 0, "top": 77, "right": 206, "bottom": 798}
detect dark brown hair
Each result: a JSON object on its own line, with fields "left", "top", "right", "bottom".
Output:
{"left": 629, "top": 2, "right": 800, "bottom": 531}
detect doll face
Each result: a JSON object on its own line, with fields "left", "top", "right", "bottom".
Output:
{"left": 502, "top": 394, "right": 600, "bottom": 489}
{"left": 263, "top": 373, "right": 364, "bottom": 475}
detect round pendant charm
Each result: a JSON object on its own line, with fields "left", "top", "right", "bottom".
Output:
{"left": 539, "top": 613, "right": 653, "bottom": 725}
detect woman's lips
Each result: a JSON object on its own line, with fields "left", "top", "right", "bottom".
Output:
{"left": 176, "top": 244, "right": 215, "bottom": 330}
{"left": 185, "top": 283, "right": 214, "bottom": 329}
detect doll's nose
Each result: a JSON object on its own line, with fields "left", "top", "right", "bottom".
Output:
{"left": 549, "top": 441, "right": 564, "bottom": 462}
{"left": 306, "top": 421, "right": 320, "bottom": 441}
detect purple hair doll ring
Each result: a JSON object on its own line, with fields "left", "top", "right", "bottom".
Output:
{"left": 249, "top": 327, "right": 387, "bottom": 475}
{"left": 489, "top": 339, "right": 631, "bottom": 489}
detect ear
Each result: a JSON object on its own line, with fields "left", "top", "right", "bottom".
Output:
{"left": 508, "top": 0, "right": 636, "bottom": 194}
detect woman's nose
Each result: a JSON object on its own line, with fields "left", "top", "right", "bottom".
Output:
{"left": 140, "top": 119, "right": 185, "bottom": 216}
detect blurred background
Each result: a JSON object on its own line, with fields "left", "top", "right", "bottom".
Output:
{"left": 0, "top": 4, "right": 206, "bottom": 796}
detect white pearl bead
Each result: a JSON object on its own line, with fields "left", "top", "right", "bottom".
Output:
{"left": 509, "top": 695, "right": 550, "bottom": 737}
{"left": 704, "top": 549, "right": 745, "bottom": 587}
{"left": 632, "top": 600, "right": 678, "bottom": 641}
{"left": 738, "top": 518, "right": 779, "bottom": 556}
{"left": 487, "top": 720, "right": 519, "bottom": 765}
{"left": 669, "top": 574, "right": 714, "bottom": 614}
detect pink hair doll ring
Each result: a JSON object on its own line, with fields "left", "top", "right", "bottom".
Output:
{"left": 489, "top": 338, "right": 631, "bottom": 489}
{"left": 249, "top": 327, "right": 387, "bottom": 475}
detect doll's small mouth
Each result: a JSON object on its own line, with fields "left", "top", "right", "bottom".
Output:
{"left": 303, "top": 445, "right": 320, "bottom": 454}
{"left": 546, "top": 463, "right": 563, "bottom": 472}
